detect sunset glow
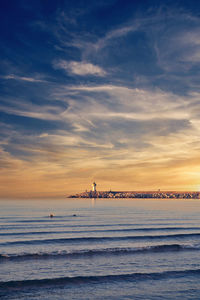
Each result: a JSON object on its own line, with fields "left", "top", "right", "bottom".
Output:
{"left": 1, "top": 1, "right": 200, "bottom": 198}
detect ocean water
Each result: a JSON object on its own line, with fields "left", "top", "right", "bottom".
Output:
{"left": 1, "top": 198, "right": 200, "bottom": 299}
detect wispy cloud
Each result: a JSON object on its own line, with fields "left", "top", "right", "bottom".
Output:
{"left": 64, "top": 84, "right": 188, "bottom": 119}
{"left": 3, "top": 74, "right": 45, "bottom": 82}
{"left": 54, "top": 60, "right": 106, "bottom": 76}
{"left": 0, "top": 97, "right": 64, "bottom": 121}
{"left": 149, "top": 14, "right": 200, "bottom": 73}
{"left": 93, "top": 24, "right": 140, "bottom": 51}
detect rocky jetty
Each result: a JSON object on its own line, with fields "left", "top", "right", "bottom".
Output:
{"left": 68, "top": 190, "right": 200, "bottom": 199}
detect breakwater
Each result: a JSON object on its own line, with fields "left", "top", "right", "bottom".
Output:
{"left": 68, "top": 191, "right": 200, "bottom": 199}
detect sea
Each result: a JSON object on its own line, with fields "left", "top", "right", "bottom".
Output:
{"left": 1, "top": 198, "right": 200, "bottom": 300}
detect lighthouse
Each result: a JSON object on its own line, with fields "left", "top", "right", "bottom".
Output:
{"left": 92, "top": 182, "right": 97, "bottom": 192}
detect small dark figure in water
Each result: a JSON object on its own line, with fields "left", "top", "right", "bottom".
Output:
{"left": 73, "top": 214, "right": 77, "bottom": 217}
{"left": 49, "top": 213, "right": 54, "bottom": 218}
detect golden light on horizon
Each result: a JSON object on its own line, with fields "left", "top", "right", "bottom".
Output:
{"left": 1, "top": 2, "right": 200, "bottom": 199}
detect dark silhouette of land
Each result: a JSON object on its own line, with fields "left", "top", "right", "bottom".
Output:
{"left": 68, "top": 190, "right": 200, "bottom": 199}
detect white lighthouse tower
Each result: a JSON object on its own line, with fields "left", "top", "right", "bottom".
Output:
{"left": 92, "top": 182, "right": 97, "bottom": 192}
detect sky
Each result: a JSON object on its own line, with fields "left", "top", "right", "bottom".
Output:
{"left": 1, "top": 0, "right": 200, "bottom": 198}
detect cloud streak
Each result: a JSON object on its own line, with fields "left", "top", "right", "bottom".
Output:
{"left": 3, "top": 74, "right": 45, "bottom": 82}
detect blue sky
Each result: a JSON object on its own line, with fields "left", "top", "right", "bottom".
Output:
{"left": 1, "top": 0, "right": 200, "bottom": 198}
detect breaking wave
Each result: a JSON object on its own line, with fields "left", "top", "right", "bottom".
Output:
{"left": 1, "top": 268, "right": 200, "bottom": 288}
{"left": 1, "top": 232, "right": 200, "bottom": 246}
{"left": 1, "top": 226, "right": 200, "bottom": 236}
{"left": 1, "top": 243, "right": 199, "bottom": 261}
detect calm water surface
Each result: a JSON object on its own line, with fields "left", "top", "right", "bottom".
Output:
{"left": 1, "top": 198, "right": 200, "bottom": 299}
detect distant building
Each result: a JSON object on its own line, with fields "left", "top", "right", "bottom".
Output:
{"left": 92, "top": 182, "right": 97, "bottom": 192}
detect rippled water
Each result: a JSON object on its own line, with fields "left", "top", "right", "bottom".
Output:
{"left": 1, "top": 198, "right": 200, "bottom": 299}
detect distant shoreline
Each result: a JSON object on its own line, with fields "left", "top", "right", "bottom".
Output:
{"left": 68, "top": 191, "right": 200, "bottom": 199}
